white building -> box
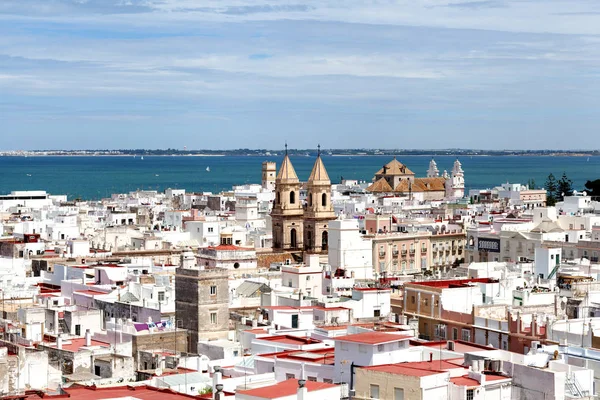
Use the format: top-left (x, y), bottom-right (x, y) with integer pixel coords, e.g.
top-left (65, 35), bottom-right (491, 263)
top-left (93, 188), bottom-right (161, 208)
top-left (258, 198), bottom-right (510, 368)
top-left (334, 331), bottom-right (418, 384)
top-left (328, 219), bottom-right (373, 280)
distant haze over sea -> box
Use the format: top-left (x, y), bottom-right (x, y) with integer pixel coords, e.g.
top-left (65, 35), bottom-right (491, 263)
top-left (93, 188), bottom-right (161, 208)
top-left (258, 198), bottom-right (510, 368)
top-left (1, 155), bottom-right (599, 200)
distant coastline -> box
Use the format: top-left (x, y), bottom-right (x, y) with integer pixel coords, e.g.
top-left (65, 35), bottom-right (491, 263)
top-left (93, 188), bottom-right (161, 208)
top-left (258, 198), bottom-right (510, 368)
top-left (0, 149), bottom-right (598, 157)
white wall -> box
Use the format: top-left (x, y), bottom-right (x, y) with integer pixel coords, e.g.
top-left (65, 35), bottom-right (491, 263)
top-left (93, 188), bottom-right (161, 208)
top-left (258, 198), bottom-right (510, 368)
top-left (328, 219), bottom-right (373, 280)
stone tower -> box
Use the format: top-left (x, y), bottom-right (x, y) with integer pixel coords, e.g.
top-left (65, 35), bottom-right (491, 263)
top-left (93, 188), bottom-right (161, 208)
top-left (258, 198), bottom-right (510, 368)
top-left (271, 146), bottom-right (304, 250)
top-left (303, 146), bottom-right (335, 253)
top-left (262, 161), bottom-right (277, 191)
top-left (175, 262), bottom-right (229, 353)
top-left (451, 159), bottom-right (465, 198)
top-left (427, 158), bottom-right (439, 178)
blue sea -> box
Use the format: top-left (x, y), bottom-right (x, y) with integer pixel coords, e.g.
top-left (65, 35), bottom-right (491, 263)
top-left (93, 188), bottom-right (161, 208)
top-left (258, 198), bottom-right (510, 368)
top-left (0, 155), bottom-right (599, 200)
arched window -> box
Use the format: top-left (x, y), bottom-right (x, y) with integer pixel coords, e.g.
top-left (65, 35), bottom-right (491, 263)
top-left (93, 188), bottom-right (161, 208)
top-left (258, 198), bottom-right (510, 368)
top-left (277, 192), bottom-right (281, 204)
top-left (290, 228), bottom-right (297, 248)
top-left (321, 193), bottom-right (327, 207)
top-left (290, 191), bottom-right (296, 204)
top-left (308, 193), bottom-right (312, 207)
top-left (322, 231), bottom-right (328, 251)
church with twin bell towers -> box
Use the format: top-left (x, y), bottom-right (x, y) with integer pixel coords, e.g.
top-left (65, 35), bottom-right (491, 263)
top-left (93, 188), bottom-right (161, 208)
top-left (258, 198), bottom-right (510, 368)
top-left (271, 145), bottom-right (335, 254)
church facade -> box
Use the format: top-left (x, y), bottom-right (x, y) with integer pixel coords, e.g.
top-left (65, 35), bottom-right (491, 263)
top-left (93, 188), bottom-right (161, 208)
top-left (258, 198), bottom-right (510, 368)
top-left (271, 149), bottom-right (336, 253)
top-left (366, 157), bottom-right (465, 201)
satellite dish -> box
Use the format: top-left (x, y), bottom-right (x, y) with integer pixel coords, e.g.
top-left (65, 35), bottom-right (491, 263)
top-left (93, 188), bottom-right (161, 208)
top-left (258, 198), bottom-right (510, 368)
top-left (155, 368), bottom-right (163, 376)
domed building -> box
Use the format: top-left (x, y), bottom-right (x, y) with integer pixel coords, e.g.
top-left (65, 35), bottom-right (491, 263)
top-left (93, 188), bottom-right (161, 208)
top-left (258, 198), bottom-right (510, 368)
top-left (366, 157), bottom-right (464, 201)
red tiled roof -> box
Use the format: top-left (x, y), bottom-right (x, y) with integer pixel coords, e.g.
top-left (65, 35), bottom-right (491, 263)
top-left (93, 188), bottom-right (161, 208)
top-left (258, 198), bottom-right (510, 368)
top-left (261, 347), bottom-right (337, 365)
top-left (362, 358), bottom-right (465, 376)
top-left (74, 290), bottom-right (110, 296)
top-left (47, 338), bottom-right (110, 352)
top-left (450, 375), bottom-right (480, 388)
top-left (26, 384), bottom-right (203, 399)
top-left (484, 373), bottom-right (511, 382)
top-left (237, 379), bottom-right (337, 399)
top-left (257, 335), bottom-right (321, 345)
top-left (245, 328), bottom-right (268, 334)
top-left (334, 332), bottom-right (411, 345)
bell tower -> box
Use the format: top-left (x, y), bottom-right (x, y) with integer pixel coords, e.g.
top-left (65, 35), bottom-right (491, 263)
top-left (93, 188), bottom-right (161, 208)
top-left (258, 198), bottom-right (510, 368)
top-left (271, 145), bottom-right (304, 251)
top-left (303, 145), bottom-right (335, 253)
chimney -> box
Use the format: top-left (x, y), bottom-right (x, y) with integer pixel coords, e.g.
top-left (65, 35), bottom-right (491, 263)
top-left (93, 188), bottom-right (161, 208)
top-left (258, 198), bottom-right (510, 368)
top-left (531, 314), bottom-right (538, 336)
top-left (85, 329), bottom-right (91, 346)
top-left (57, 335), bottom-right (63, 350)
top-left (297, 379), bottom-right (308, 400)
top-left (516, 311), bottom-right (522, 334)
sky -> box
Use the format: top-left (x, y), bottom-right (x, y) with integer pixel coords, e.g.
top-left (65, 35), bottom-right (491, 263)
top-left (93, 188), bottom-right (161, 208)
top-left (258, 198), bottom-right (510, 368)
top-left (1, 0), bottom-right (600, 150)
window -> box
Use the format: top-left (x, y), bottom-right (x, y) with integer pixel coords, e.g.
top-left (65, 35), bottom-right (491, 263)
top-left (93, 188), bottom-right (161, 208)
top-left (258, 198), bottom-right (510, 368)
top-left (75, 324), bottom-right (81, 336)
top-left (461, 328), bottom-right (471, 342)
top-left (374, 309), bottom-right (381, 317)
top-left (340, 342), bottom-right (348, 351)
top-left (322, 193), bottom-right (327, 207)
top-left (370, 384), bottom-right (380, 399)
top-left (307, 376), bottom-right (317, 382)
top-left (394, 388), bottom-right (405, 400)
top-left (208, 227), bottom-right (214, 233)
top-left (359, 344), bottom-right (367, 353)
top-left (286, 373), bottom-right (295, 380)
top-left (290, 191), bottom-right (296, 204)
top-left (234, 262), bottom-right (240, 269)
top-left (411, 296), bottom-right (415, 304)
top-left (377, 344), bottom-right (385, 352)
top-left (158, 291), bottom-right (165, 302)
top-left (210, 286), bottom-right (217, 296)
top-left (323, 378), bottom-right (333, 384)
top-left (453, 328), bottom-right (458, 340)
top-left (210, 312), bottom-right (217, 324)
top-left (466, 389), bottom-right (474, 400)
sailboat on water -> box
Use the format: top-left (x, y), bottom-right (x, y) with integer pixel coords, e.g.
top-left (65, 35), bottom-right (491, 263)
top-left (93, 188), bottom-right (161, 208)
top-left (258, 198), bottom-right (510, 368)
top-left (206, 166), bottom-right (210, 172)
top-left (141, 156), bottom-right (144, 160)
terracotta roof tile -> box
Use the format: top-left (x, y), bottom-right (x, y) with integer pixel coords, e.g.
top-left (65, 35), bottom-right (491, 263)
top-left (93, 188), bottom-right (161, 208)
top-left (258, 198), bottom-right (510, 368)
top-left (375, 158), bottom-right (415, 176)
top-left (237, 379), bottom-right (337, 399)
top-left (366, 177), bottom-right (393, 193)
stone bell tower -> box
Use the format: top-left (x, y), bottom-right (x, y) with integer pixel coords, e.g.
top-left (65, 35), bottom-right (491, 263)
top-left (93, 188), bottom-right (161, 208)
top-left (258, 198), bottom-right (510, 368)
top-left (271, 145), bottom-right (304, 251)
top-left (303, 145), bottom-right (335, 253)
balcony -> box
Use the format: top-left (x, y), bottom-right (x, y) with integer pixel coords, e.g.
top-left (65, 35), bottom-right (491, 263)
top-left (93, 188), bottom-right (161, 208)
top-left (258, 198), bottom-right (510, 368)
top-left (379, 251), bottom-right (386, 257)
top-left (392, 250), bottom-right (399, 257)
top-left (409, 249), bottom-right (415, 256)
top-left (401, 250), bottom-right (408, 256)
top-left (421, 248), bottom-right (427, 254)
